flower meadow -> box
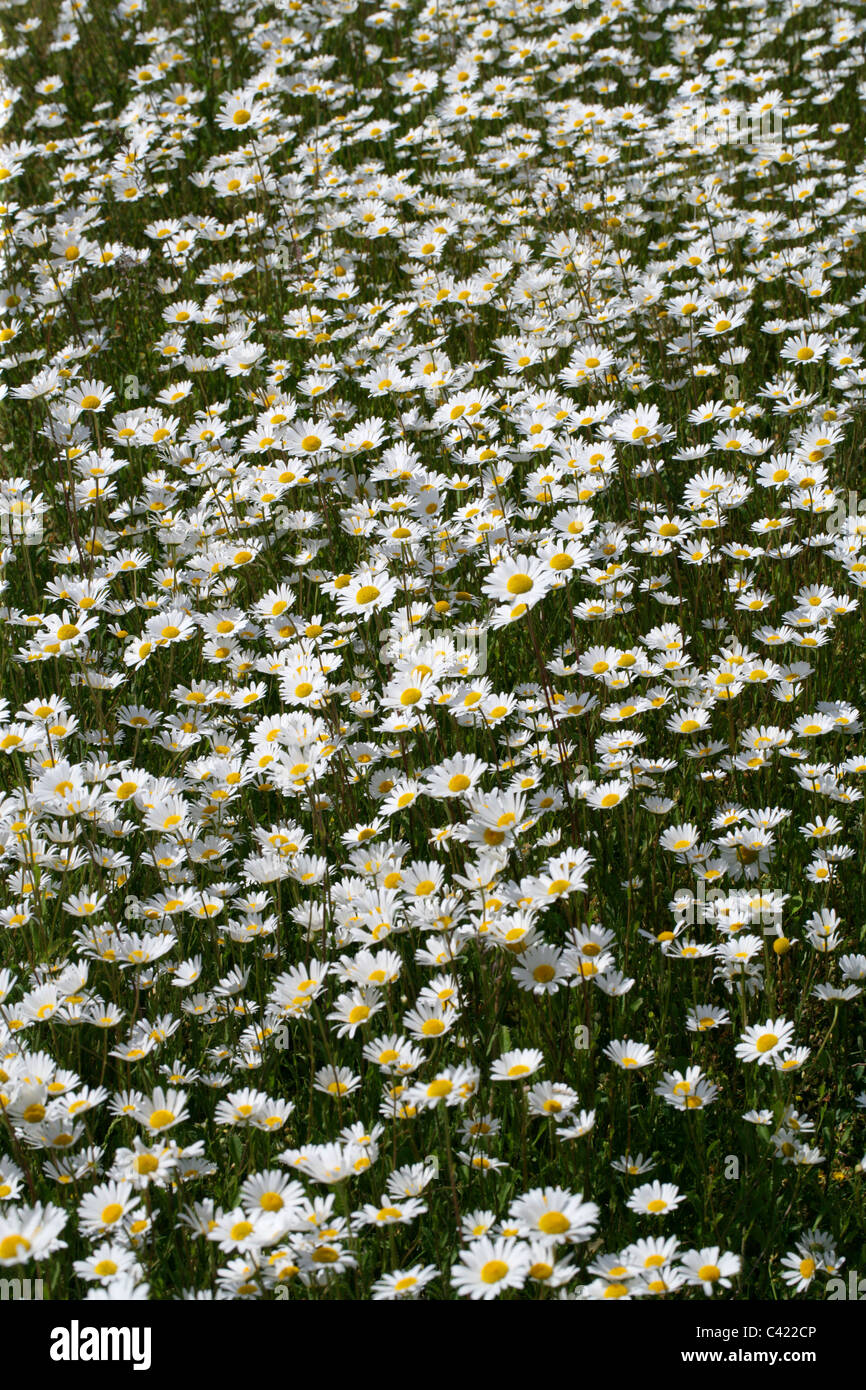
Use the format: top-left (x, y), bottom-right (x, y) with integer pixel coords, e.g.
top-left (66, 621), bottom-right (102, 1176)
top-left (0, 0), bottom-right (866, 1308)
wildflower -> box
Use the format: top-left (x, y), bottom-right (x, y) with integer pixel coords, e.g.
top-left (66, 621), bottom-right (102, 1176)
top-left (604, 1039), bottom-right (656, 1071)
top-left (490, 1049), bottom-right (545, 1082)
top-left (679, 1247), bottom-right (741, 1295)
top-left (735, 1018), bottom-right (796, 1065)
top-left (450, 1236), bottom-right (532, 1300)
top-left (626, 1182), bottom-right (686, 1217)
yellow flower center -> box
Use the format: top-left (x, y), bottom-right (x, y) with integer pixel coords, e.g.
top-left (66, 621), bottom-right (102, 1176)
top-left (538, 1211), bottom-right (569, 1235)
top-left (148, 1107), bottom-right (175, 1129)
top-left (0, 1234), bottom-right (30, 1259)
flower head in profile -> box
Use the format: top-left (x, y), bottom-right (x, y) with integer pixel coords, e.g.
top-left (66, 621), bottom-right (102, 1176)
top-left (490, 1048), bottom-right (545, 1082)
top-left (371, 1264), bottom-right (439, 1300)
top-left (626, 1181), bottom-right (686, 1218)
top-left (604, 1039), bottom-right (656, 1070)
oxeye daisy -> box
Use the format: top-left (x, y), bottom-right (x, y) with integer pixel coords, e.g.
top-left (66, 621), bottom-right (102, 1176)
top-left (0, 1201), bottom-right (68, 1265)
top-left (508, 1187), bottom-right (599, 1243)
top-left (735, 1017), bottom-right (795, 1064)
top-left (450, 1235), bottom-right (532, 1300)
top-left (382, 670), bottom-right (437, 715)
top-left (525, 1081), bottom-right (578, 1118)
top-left (512, 945), bottom-right (568, 994)
top-left (679, 1247), bottom-right (741, 1295)
top-left (73, 1242), bottom-right (141, 1284)
top-left (208, 1207), bottom-right (283, 1254)
top-left (371, 1263), bottom-right (439, 1300)
top-left (313, 1066), bottom-right (361, 1099)
top-left (656, 1069), bottom-right (719, 1111)
top-left (623, 1235), bottom-right (681, 1273)
top-left (424, 752), bottom-right (488, 799)
top-left (626, 1181), bottom-right (686, 1217)
top-left (685, 1005), bottom-right (730, 1033)
top-left (781, 332), bottom-right (828, 365)
top-left (482, 553), bottom-right (552, 610)
top-left (402, 1001), bottom-right (455, 1042)
top-left (585, 778), bottom-right (630, 811)
top-left (773, 1047), bottom-right (811, 1073)
top-left (215, 91), bottom-right (265, 131)
top-left (780, 1247), bottom-right (819, 1292)
top-left (77, 1182), bottom-right (143, 1238)
top-left (490, 1048), bottom-right (545, 1082)
top-left (333, 569), bottom-right (399, 618)
top-left (577, 1275), bottom-right (645, 1300)
top-left (604, 1039), bottom-right (656, 1070)
top-left (326, 988), bottom-right (385, 1039)
top-left (352, 1195), bottom-right (428, 1229)
top-left (556, 1110), bottom-right (597, 1140)
top-left (612, 1152), bottom-right (656, 1177)
top-left (67, 380), bottom-right (116, 415)
top-left (132, 1087), bottom-right (189, 1133)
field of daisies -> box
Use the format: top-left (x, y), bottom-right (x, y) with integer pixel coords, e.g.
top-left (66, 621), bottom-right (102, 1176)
top-left (0, 0), bottom-right (866, 1304)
